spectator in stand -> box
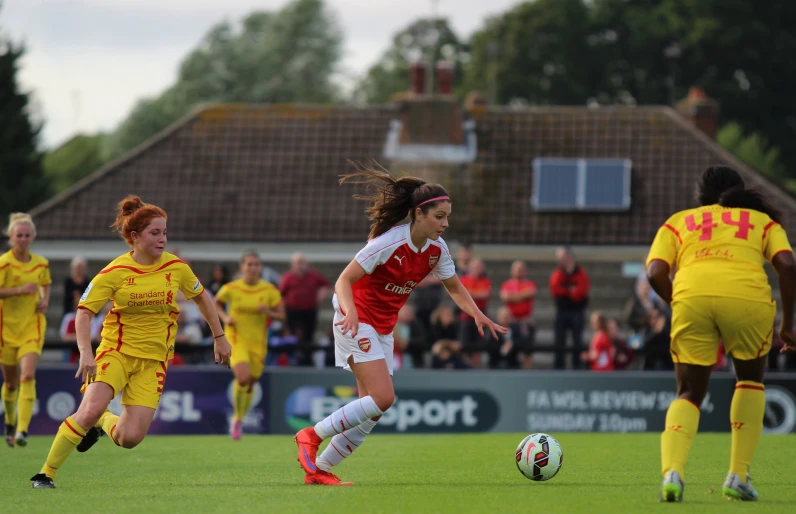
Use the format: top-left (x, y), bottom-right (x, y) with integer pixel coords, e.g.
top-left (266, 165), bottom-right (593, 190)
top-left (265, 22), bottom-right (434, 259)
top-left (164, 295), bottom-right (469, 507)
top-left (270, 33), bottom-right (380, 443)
top-left (487, 307), bottom-right (519, 369)
top-left (430, 304), bottom-right (459, 343)
top-left (607, 317), bottom-right (634, 370)
top-left (642, 307), bottom-right (674, 370)
top-left (207, 264), bottom-right (230, 296)
top-left (624, 276), bottom-right (657, 334)
top-left (582, 312), bottom-right (614, 372)
top-left (62, 256), bottom-right (90, 319)
top-left (500, 260), bottom-right (537, 369)
top-left (455, 242), bottom-right (473, 277)
top-left (431, 334), bottom-right (469, 370)
top-left (394, 304), bottom-right (429, 369)
top-left (549, 247), bottom-right (590, 370)
top-left (278, 252), bottom-right (330, 363)
top-left (411, 274), bottom-right (443, 337)
top-left (459, 258), bottom-right (492, 367)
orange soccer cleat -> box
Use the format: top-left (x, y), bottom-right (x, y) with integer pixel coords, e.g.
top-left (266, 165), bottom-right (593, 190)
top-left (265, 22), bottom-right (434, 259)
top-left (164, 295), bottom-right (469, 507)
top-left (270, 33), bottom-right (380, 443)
top-left (294, 427), bottom-right (322, 474)
top-left (304, 469), bottom-right (354, 486)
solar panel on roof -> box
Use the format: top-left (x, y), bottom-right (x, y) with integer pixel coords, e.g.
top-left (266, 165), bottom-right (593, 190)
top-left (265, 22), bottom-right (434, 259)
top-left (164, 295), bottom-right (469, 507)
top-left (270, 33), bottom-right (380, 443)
top-left (532, 158), bottom-right (631, 212)
top-left (531, 159), bottom-right (579, 210)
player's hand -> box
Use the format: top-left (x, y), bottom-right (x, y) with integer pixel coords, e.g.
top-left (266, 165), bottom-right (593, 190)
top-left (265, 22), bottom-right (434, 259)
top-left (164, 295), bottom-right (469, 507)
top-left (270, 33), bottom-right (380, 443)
top-left (18, 283), bottom-right (37, 295)
top-left (214, 335), bottom-right (232, 367)
top-left (474, 312), bottom-right (508, 340)
top-left (75, 350), bottom-right (97, 384)
top-left (335, 311), bottom-right (359, 338)
top-left (224, 316), bottom-right (236, 326)
top-left (779, 328), bottom-right (796, 353)
top-left (36, 298), bottom-right (48, 313)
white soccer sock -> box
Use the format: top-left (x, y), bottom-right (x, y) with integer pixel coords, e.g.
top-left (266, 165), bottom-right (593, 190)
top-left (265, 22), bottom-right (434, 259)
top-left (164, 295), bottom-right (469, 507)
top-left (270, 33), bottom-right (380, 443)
top-left (314, 395), bottom-right (383, 440)
top-left (317, 418), bottom-right (378, 472)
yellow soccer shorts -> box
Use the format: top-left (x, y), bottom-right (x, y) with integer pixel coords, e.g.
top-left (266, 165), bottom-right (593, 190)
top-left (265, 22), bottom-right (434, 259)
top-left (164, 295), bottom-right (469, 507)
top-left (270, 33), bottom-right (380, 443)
top-left (0, 324), bottom-right (46, 366)
top-left (230, 343), bottom-right (265, 379)
top-left (88, 347), bottom-right (168, 410)
top-left (670, 296), bottom-right (775, 366)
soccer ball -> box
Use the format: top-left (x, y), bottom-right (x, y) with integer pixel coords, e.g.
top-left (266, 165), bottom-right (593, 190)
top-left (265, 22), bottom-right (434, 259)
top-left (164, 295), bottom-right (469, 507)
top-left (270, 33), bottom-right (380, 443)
top-left (515, 433), bottom-right (563, 481)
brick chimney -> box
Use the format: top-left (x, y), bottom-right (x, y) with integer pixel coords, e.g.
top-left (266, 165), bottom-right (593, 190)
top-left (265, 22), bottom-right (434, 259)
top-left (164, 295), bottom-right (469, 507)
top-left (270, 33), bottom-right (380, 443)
top-left (676, 87), bottom-right (720, 139)
top-left (436, 61), bottom-right (454, 96)
top-left (409, 61), bottom-right (428, 96)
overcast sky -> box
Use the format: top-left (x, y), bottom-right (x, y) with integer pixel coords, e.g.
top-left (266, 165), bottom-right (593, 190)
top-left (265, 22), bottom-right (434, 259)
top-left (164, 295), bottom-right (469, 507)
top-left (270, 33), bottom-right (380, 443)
top-left (2, 0), bottom-right (523, 148)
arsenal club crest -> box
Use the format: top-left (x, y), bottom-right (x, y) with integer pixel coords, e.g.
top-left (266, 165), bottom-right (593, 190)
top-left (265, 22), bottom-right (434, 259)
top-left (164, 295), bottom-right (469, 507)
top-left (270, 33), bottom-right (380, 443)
top-left (429, 254), bottom-right (439, 268)
top-left (358, 338), bottom-right (371, 353)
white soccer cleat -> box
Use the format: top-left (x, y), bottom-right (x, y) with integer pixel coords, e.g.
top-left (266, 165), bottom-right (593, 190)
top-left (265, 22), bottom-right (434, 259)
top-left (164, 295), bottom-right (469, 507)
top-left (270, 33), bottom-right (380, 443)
top-left (659, 470), bottom-right (684, 502)
top-left (723, 472), bottom-right (758, 501)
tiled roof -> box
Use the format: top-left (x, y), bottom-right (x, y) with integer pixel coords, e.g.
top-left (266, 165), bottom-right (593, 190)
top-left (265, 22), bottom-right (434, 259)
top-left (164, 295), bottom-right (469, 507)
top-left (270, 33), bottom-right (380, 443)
top-left (31, 103), bottom-right (796, 244)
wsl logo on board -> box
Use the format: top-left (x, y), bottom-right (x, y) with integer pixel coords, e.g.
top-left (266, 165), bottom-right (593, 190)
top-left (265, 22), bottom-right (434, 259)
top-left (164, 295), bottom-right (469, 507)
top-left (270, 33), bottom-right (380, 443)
top-left (284, 386), bottom-right (499, 433)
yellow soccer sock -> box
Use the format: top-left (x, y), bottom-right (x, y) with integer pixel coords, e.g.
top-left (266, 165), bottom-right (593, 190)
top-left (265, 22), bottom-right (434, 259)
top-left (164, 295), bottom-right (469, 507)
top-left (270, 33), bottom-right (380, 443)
top-left (661, 398), bottom-right (701, 478)
top-left (16, 380), bottom-right (35, 433)
top-left (95, 408), bottom-right (110, 428)
top-left (233, 381), bottom-right (248, 421)
top-left (101, 412), bottom-right (121, 446)
top-left (240, 386), bottom-right (255, 420)
top-left (1, 383), bottom-right (18, 426)
top-left (41, 416), bottom-right (86, 480)
top-left (729, 381), bottom-right (765, 478)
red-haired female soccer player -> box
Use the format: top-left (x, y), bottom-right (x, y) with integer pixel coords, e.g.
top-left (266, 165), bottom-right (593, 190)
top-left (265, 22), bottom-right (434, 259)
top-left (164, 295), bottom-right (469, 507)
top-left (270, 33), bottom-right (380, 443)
top-left (31, 195), bottom-right (232, 488)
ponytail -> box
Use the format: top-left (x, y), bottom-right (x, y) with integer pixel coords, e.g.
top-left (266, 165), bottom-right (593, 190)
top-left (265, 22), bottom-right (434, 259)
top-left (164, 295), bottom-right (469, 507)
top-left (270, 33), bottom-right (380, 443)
top-left (340, 162), bottom-right (450, 240)
top-left (718, 185), bottom-right (782, 224)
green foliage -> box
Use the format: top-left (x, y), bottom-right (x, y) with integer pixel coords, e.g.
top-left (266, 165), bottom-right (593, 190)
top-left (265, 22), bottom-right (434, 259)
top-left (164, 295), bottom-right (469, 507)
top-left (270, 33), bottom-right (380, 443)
top-left (463, 0), bottom-right (593, 105)
top-left (717, 122), bottom-right (787, 184)
top-left (0, 33), bottom-right (49, 218)
top-left (42, 133), bottom-right (108, 195)
top-left (355, 18), bottom-right (468, 104)
top-left (104, 0), bottom-right (343, 160)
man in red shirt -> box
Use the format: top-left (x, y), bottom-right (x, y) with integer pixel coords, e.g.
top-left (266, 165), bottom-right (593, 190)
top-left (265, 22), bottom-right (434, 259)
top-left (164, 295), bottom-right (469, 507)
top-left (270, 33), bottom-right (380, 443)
top-left (549, 247), bottom-right (590, 370)
top-left (278, 252), bottom-right (330, 365)
top-left (459, 258), bottom-right (491, 367)
top-left (500, 260), bottom-right (537, 369)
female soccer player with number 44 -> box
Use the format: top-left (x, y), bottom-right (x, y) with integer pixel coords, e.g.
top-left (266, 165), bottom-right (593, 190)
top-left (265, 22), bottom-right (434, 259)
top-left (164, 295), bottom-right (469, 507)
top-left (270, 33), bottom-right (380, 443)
top-left (647, 166), bottom-right (796, 503)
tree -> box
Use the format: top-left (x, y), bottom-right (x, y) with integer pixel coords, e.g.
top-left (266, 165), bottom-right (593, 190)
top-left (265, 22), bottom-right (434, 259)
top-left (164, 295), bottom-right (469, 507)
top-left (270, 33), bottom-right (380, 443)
top-left (717, 122), bottom-right (785, 179)
top-left (0, 18), bottom-right (49, 219)
top-left (463, 0), bottom-right (594, 105)
top-left (43, 134), bottom-right (108, 195)
top-left (105, 0), bottom-right (343, 159)
top-left (588, 0), bottom-right (796, 175)
top-left (354, 18), bottom-right (468, 104)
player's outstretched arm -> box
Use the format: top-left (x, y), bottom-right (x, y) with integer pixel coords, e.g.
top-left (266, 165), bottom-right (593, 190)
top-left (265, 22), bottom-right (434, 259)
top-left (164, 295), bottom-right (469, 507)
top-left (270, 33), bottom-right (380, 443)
top-left (333, 260), bottom-right (366, 338)
top-left (441, 274), bottom-right (507, 340)
top-left (193, 290), bottom-right (232, 366)
top-left (773, 251), bottom-right (796, 352)
top-left (646, 260), bottom-right (673, 305)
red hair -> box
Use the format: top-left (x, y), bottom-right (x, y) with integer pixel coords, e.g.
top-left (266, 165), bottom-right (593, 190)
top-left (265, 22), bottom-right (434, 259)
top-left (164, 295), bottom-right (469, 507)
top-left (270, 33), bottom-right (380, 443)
top-left (110, 195), bottom-right (167, 246)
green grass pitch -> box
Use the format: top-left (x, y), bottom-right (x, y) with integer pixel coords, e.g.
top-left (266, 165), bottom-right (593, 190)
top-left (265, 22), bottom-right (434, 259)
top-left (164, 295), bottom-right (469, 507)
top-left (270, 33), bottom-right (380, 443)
top-left (3, 433), bottom-right (795, 513)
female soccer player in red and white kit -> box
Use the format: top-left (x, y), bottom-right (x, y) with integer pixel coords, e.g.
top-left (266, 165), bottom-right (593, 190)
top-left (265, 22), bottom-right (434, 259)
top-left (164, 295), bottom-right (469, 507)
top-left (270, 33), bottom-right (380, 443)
top-left (295, 166), bottom-right (507, 486)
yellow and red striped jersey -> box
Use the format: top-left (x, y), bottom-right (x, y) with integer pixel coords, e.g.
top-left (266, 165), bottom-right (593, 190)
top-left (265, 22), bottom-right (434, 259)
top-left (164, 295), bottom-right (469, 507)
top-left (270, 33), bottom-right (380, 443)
top-left (79, 251), bottom-right (204, 360)
top-left (0, 251), bottom-right (51, 346)
top-left (647, 206), bottom-right (792, 303)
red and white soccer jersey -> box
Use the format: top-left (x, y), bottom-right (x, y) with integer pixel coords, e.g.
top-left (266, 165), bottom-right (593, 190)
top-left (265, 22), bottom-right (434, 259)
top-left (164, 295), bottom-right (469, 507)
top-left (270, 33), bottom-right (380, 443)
top-left (332, 224), bottom-right (455, 375)
top-left (334, 223), bottom-right (455, 335)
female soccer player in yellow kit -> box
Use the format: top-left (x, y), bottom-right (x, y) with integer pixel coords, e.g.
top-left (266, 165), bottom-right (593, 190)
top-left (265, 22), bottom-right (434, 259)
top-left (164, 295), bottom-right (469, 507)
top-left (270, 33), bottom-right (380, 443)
top-left (215, 251), bottom-right (284, 440)
top-left (0, 213), bottom-right (52, 447)
top-left (647, 166), bottom-right (796, 502)
top-left (30, 196), bottom-right (232, 488)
